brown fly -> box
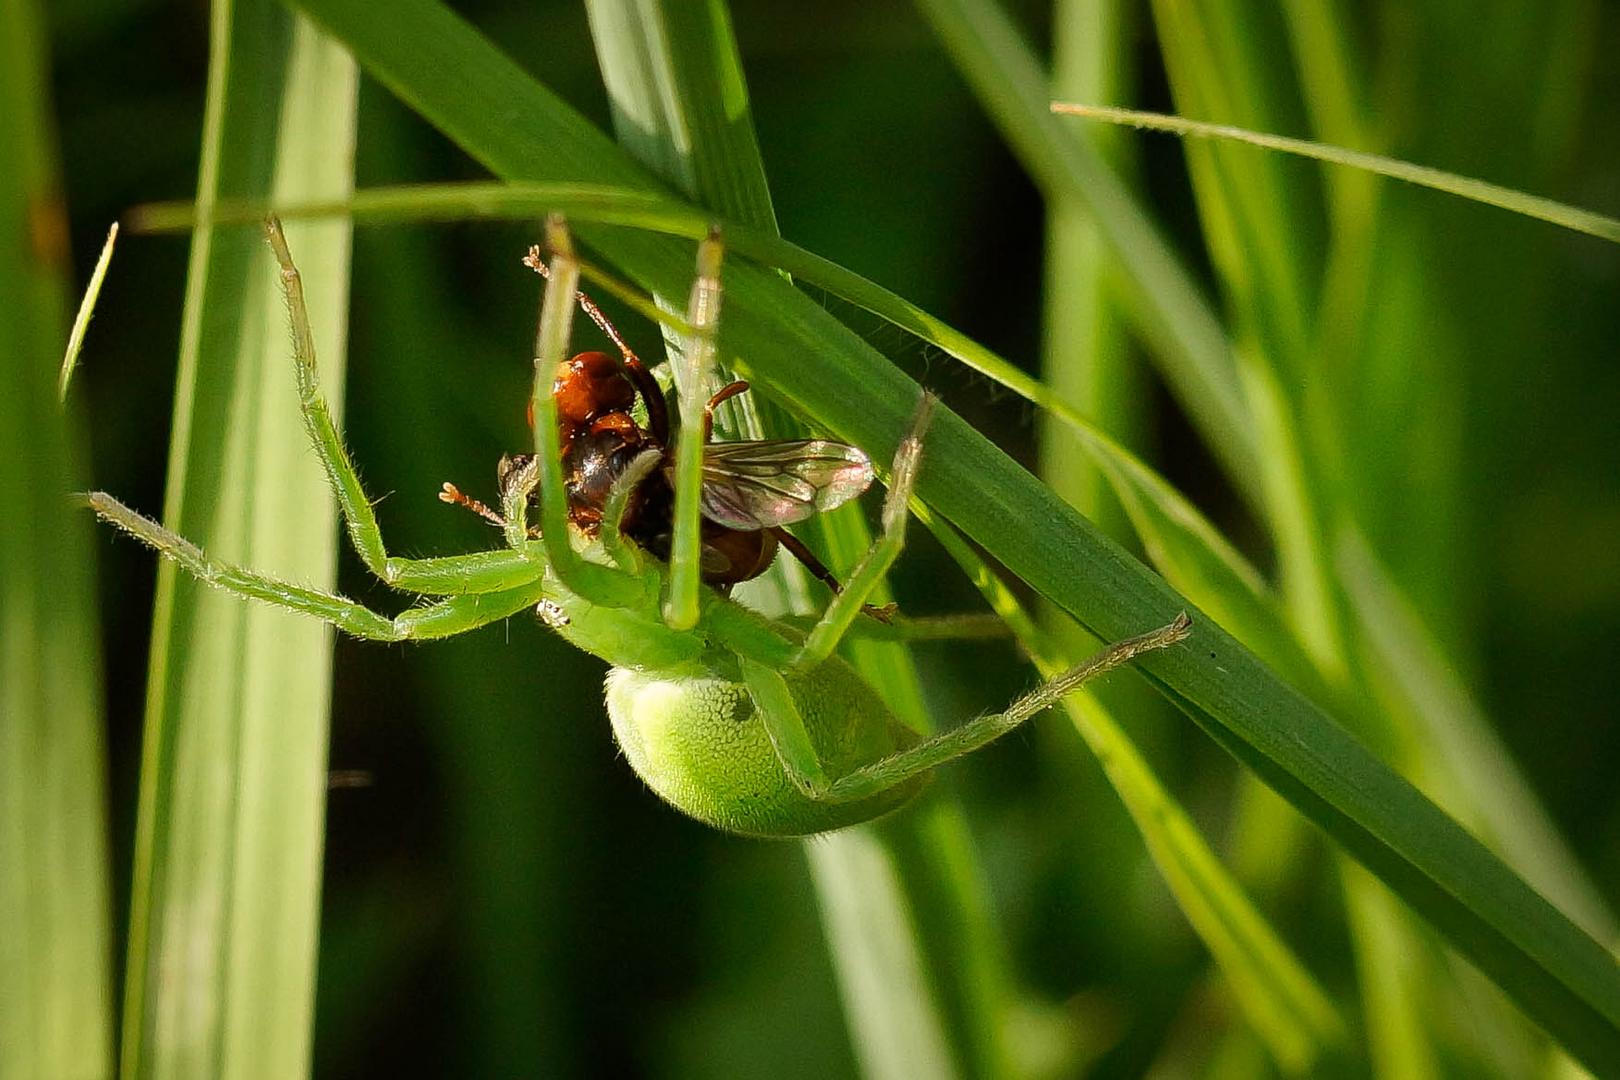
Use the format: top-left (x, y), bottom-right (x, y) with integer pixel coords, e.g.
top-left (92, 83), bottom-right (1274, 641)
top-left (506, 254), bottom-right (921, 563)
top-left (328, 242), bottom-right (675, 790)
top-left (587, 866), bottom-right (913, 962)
top-left (440, 248), bottom-right (879, 606)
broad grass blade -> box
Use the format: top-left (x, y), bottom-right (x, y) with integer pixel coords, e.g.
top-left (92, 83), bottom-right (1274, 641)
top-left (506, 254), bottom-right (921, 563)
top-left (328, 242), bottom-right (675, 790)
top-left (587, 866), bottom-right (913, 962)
top-left (119, 7), bottom-right (356, 1076)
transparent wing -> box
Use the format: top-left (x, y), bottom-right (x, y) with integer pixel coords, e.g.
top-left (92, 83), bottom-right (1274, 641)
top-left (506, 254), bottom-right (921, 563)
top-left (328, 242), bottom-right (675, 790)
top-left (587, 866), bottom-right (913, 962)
top-left (692, 439), bottom-right (875, 530)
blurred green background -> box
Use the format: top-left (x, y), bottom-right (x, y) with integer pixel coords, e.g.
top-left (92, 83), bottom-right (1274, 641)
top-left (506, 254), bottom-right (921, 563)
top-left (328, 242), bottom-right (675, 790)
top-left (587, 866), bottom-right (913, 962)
top-left (17, 0), bottom-right (1620, 1076)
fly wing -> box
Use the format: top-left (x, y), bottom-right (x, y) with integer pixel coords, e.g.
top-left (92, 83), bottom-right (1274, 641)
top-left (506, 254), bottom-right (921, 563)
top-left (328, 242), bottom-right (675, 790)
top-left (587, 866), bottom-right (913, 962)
top-left (693, 439), bottom-right (875, 530)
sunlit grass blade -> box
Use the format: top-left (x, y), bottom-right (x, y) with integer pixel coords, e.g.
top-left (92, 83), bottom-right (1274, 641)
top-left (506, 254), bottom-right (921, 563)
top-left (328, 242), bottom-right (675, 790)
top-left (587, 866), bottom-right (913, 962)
top-left (921, 509), bottom-right (1344, 1072)
top-left (159, 185), bottom-right (1322, 697)
top-left (585, 5), bottom-right (1016, 1074)
top-left (1049, 104), bottom-right (1620, 245)
top-left (0, 0), bottom-right (114, 1076)
top-left (274, 0), bottom-right (1620, 1069)
top-left (911, 0), bottom-right (1258, 508)
top-left (58, 221), bottom-right (117, 401)
top-left (118, 6), bottom-right (356, 1076)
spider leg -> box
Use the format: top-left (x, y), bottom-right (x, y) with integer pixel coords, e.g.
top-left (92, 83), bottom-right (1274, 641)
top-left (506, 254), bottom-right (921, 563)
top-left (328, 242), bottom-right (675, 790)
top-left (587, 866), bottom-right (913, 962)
top-left (85, 492), bottom-right (547, 640)
top-left (663, 228), bottom-right (724, 631)
top-left (790, 392), bottom-right (936, 670)
top-left (770, 527), bottom-right (898, 624)
top-left (525, 219), bottom-right (646, 610)
top-left (264, 218), bottom-right (524, 597)
top-left (599, 448), bottom-right (663, 572)
top-left (525, 244), bottom-right (668, 443)
top-left (746, 614), bottom-right (1192, 804)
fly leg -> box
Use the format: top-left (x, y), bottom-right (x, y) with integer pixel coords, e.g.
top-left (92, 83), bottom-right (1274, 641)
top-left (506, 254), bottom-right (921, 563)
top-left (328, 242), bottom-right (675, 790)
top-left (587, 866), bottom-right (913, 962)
top-left (770, 527), bottom-right (897, 624)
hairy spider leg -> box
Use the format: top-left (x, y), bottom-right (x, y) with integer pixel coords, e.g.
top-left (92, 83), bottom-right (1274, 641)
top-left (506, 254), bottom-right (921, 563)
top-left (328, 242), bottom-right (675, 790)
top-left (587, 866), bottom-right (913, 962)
top-left (743, 612), bottom-right (1193, 804)
top-left (663, 227), bottom-right (724, 631)
top-left (525, 244), bottom-right (668, 443)
top-left (258, 218), bottom-right (535, 597)
top-left (786, 393), bottom-right (937, 670)
top-left (85, 492), bottom-right (547, 640)
top-left (527, 219), bottom-right (649, 611)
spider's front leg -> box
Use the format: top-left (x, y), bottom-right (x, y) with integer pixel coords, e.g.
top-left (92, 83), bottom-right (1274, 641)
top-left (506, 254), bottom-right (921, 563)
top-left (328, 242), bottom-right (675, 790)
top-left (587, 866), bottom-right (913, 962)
top-left (263, 218), bottom-right (531, 598)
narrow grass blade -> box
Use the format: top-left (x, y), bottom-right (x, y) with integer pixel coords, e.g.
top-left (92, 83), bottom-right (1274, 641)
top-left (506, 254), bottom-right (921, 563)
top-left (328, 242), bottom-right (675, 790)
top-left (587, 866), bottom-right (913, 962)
top-left (0, 0), bottom-right (114, 1076)
top-left (1141, 7), bottom-right (1442, 1072)
top-left (1049, 104), bottom-right (1620, 245)
top-left (273, 1), bottom-right (1620, 1069)
top-left (58, 221), bottom-right (117, 401)
top-left (119, 6), bottom-right (356, 1076)
top-left (142, 178), bottom-right (1620, 981)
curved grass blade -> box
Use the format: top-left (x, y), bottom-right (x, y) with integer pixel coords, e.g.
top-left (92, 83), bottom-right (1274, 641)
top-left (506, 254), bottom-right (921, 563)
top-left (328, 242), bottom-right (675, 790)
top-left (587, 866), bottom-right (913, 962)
top-left (270, 1), bottom-right (1620, 1069)
top-left (0, 0), bottom-right (114, 1075)
top-left (118, 7), bottom-right (356, 1076)
top-left (133, 180), bottom-right (1208, 514)
top-left (1050, 104), bottom-right (1620, 245)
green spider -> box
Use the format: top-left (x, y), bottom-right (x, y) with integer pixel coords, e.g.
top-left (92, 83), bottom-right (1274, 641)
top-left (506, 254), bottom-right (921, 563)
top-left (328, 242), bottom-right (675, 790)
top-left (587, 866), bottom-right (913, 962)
top-left (86, 216), bottom-right (1191, 838)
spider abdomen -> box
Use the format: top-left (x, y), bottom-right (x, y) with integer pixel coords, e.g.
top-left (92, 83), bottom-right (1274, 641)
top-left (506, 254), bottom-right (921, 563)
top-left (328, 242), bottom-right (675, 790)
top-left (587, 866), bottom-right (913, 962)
top-left (604, 658), bottom-right (928, 837)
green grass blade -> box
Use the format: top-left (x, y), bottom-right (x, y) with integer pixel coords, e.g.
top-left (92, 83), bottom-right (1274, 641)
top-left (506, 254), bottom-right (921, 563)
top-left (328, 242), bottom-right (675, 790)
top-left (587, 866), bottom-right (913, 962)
top-left (0, 0), bottom-right (114, 1076)
top-left (921, 510), bottom-right (1344, 1072)
top-left (119, 6), bottom-right (356, 1076)
top-left (585, 0), bottom-right (777, 229)
top-left (58, 221), bottom-right (117, 401)
top-left (1049, 104), bottom-right (1620, 245)
top-left (164, 184), bottom-right (1325, 719)
top-left (138, 178), bottom-right (1620, 1027)
top-left (271, 0), bottom-right (1620, 1069)
top-left (586, 6), bottom-right (1014, 1074)
top-left (912, 0), bottom-right (1259, 509)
